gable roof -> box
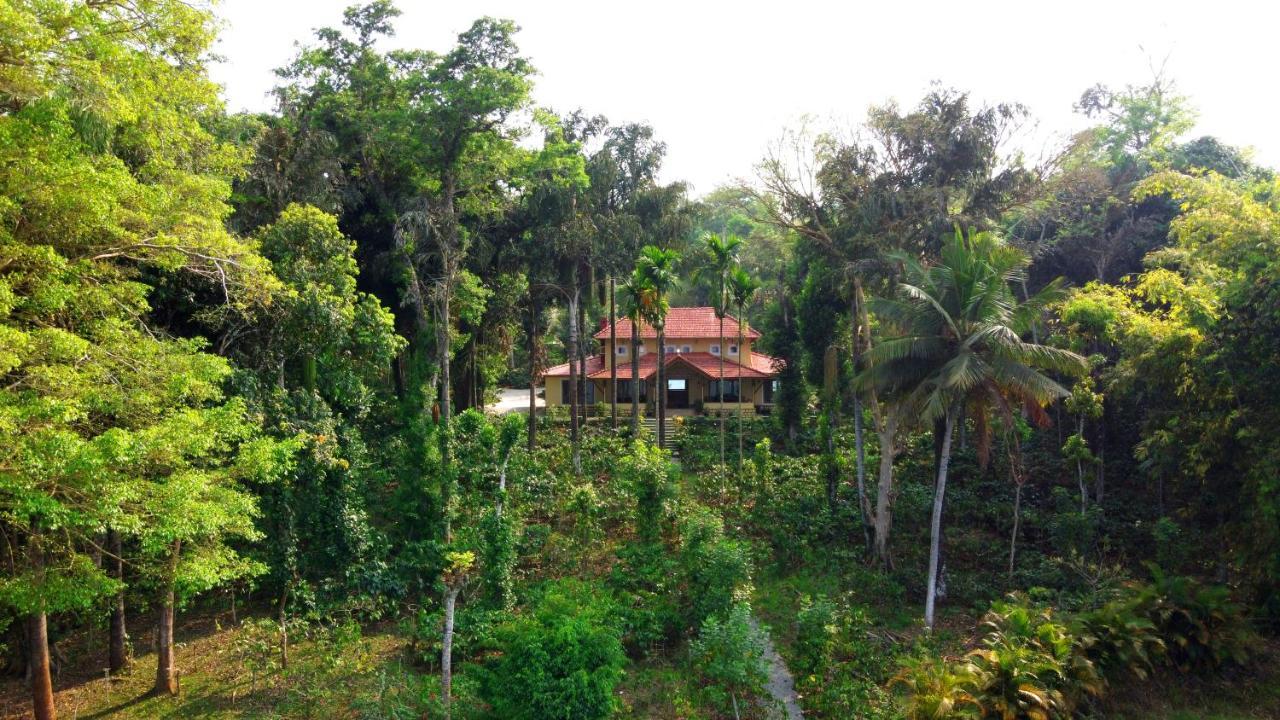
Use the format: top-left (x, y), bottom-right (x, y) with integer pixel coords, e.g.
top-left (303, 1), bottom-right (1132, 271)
top-left (594, 306), bottom-right (762, 341)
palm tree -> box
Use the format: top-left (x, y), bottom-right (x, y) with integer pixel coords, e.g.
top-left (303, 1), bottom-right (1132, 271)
top-left (858, 228), bottom-right (1085, 630)
top-left (696, 232), bottom-right (743, 469)
top-left (619, 273), bottom-right (649, 437)
top-left (636, 245), bottom-right (680, 448)
top-left (727, 267), bottom-right (760, 471)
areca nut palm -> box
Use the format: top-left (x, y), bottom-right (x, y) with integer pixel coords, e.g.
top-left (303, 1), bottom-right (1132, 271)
top-left (727, 266), bottom-right (761, 471)
top-left (696, 232), bottom-right (743, 469)
top-left (636, 245), bottom-right (681, 448)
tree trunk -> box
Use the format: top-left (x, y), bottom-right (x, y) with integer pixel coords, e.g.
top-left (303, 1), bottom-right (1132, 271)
top-left (577, 287), bottom-right (589, 426)
top-left (527, 300), bottom-right (539, 452)
top-left (107, 529), bottom-right (128, 675)
top-left (277, 584), bottom-right (290, 670)
top-left (924, 409), bottom-right (956, 630)
top-left (441, 584), bottom-right (461, 717)
top-left (873, 411), bottom-right (898, 568)
top-left (567, 289), bottom-right (582, 475)
top-left (1077, 415), bottom-right (1088, 514)
top-left (657, 326), bottom-right (666, 449)
top-left (719, 312), bottom-right (726, 469)
top-left (609, 278), bottom-right (618, 429)
top-left (155, 540), bottom-right (181, 696)
top-left (27, 533), bottom-right (56, 720)
top-left (851, 292), bottom-right (872, 554)
top-left (630, 321), bottom-right (640, 437)
top-left (1009, 482), bottom-right (1024, 579)
top-left (737, 315), bottom-right (746, 473)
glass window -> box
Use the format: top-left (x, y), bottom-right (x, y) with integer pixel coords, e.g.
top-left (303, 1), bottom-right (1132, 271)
top-left (728, 345), bottom-right (739, 355)
top-left (682, 345), bottom-right (692, 353)
top-left (668, 378), bottom-right (687, 391)
top-left (710, 344), bottom-right (721, 355)
top-left (709, 380), bottom-right (740, 402)
top-left (616, 345), bottom-right (628, 355)
top-left (665, 345), bottom-right (677, 353)
top-left (638, 345), bottom-right (647, 355)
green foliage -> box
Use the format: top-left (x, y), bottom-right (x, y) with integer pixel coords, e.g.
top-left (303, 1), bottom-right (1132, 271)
top-left (689, 603), bottom-right (770, 719)
top-left (679, 507), bottom-right (754, 629)
top-left (479, 580), bottom-right (626, 720)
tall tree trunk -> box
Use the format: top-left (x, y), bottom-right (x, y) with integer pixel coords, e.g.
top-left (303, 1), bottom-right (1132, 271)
top-left (155, 540), bottom-right (181, 696)
top-left (609, 277), bottom-right (618, 430)
top-left (577, 287), bottom-right (588, 426)
top-left (657, 326), bottom-right (666, 449)
top-left (718, 312), bottom-right (726, 469)
top-left (1077, 415), bottom-right (1088, 514)
top-left (567, 289), bottom-right (582, 475)
top-left (737, 315), bottom-right (745, 473)
top-left (107, 529), bottom-right (128, 675)
top-left (630, 321), bottom-right (640, 437)
top-left (873, 410), bottom-right (898, 568)
top-left (277, 584), bottom-right (290, 670)
top-left (441, 583), bottom-right (461, 718)
top-left (924, 409), bottom-right (956, 630)
top-left (1007, 433), bottom-right (1026, 579)
top-left (527, 300), bottom-right (539, 452)
top-left (27, 533), bottom-right (56, 720)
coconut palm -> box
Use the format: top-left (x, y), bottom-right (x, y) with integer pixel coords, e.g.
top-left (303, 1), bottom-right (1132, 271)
top-left (858, 227), bottom-right (1085, 630)
top-left (695, 232), bottom-right (743, 469)
top-left (727, 267), bottom-right (761, 471)
top-left (636, 245), bottom-right (680, 448)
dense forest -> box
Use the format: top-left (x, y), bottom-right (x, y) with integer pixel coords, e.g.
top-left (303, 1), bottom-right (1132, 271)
top-left (2, 2), bottom-right (1279, 719)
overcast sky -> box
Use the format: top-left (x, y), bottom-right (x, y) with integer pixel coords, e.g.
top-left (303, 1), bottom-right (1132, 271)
top-left (209, 0), bottom-right (1279, 195)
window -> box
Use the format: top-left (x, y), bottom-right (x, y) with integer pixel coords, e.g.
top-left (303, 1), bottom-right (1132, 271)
top-left (709, 379), bottom-right (740, 402)
top-left (667, 378), bottom-right (687, 391)
top-left (638, 345), bottom-right (647, 355)
top-left (681, 345), bottom-right (692, 353)
top-left (763, 379), bottom-right (778, 403)
top-left (728, 345), bottom-right (739, 355)
top-left (559, 379), bottom-right (596, 404)
top-left (617, 379), bottom-right (648, 402)
top-left (710, 344), bottom-right (721, 355)
top-left (665, 345), bottom-right (677, 353)
top-left (616, 345), bottom-right (628, 356)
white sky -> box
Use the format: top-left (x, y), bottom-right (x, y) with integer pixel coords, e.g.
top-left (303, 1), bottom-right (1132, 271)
top-left (210, 0), bottom-right (1280, 196)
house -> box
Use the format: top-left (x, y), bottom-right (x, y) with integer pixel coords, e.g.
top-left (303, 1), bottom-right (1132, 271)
top-left (540, 307), bottom-right (781, 416)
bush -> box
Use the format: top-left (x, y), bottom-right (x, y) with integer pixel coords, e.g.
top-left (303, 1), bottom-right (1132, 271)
top-left (478, 580), bottom-right (625, 720)
top-left (609, 541), bottom-right (682, 655)
top-left (1134, 565), bottom-right (1255, 671)
top-left (679, 507), bottom-right (753, 629)
top-left (690, 603), bottom-right (771, 719)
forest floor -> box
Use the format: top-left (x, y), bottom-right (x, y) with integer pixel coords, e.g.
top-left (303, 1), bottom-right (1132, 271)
top-left (2, 601), bottom-right (1277, 719)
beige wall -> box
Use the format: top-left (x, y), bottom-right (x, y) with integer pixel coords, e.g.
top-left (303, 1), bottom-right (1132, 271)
top-left (601, 337), bottom-right (755, 364)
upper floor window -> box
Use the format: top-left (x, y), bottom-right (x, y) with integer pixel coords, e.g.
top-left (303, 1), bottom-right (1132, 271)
top-left (665, 345), bottom-right (677, 353)
top-left (728, 345), bottom-right (739, 355)
top-left (681, 345), bottom-right (692, 353)
top-left (710, 344), bottom-right (721, 355)
top-left (616, 345), bottom-right (628, 356)
top-left (638, 345), bottom-right (647, 355)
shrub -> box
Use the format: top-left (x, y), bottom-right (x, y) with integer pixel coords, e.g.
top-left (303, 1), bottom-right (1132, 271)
top-left (609, 541), bottom-right (682, 655)
top-left (690, 603), bottom-right (771, 719)
top-left (679, 507), bottom-right (753, 629)
top-left (479, 580), bottom-right (626, 720)
top-left (794, 594), bottom-right (838, 676)
top-left (1134, 565), bottom-right (1255, 671)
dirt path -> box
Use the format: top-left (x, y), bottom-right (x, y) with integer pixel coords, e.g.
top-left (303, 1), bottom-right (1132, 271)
top-left (748, 614), bottom-right (804, 720)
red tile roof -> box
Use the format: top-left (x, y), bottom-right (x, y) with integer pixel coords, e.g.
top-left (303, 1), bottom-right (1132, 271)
top-left (542, 351), bottom-right (781, 380)
top-left (593, 306), bottom-right (761, 341)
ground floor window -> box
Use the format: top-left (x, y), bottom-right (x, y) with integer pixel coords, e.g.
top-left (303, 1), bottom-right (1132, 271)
top-left (763, 379), bottom-right (777, 403)
top-left (708, 379), bottom-right (740, 402)
top-left (616, 379), bottom-right (648, 402)
top-left (560, 379), bottom-right (596, 404)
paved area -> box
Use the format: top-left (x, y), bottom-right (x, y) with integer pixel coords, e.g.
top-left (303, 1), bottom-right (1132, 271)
top-left (489, 387), bottom-right (542, 414)
top-left (749, 614), bottom-right (804, 719)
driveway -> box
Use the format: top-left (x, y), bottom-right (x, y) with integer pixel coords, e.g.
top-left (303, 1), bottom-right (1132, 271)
top-left (489, 387), bottom-right (542, 414)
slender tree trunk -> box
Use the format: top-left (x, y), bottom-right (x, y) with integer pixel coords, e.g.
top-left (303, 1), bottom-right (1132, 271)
top-left (737, 316), bottom-right (745, 473)
top-left (873, 411), bottom-right (898, 568)
top-left (155, 540), bottom-right (181, 696)
top-left (107, 529), bottom-right (128, 674)
top-left (527, 300), bottom-right (539, 452)
top-left (441, 584), bottom-right (461, 718)
top-left (925, 409), bottom-right (956, 630)
top-left (1007, 433), bottom-right (1025, 579)
top-left (577, 287), bottom-right (588, 425)
top-left (609, 277), bottom-right (618, 430)
top-left (657, 326), bottom-right (666, 449)
top-left (568, 289), bottom-right (582, 475)
top-left (277, 584), bottom-right (290, 670)
top-left (1077, 415), bottom-right (1088, 514)
top-left (718, 311), bottom-right (726, 469)
top-left (630, 321), bottom-right (640, 437)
